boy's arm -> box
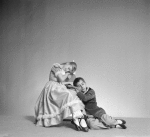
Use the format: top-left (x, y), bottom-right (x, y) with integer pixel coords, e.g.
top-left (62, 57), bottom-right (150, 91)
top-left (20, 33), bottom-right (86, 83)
top-left (77, 89), bottom-right (95, 102)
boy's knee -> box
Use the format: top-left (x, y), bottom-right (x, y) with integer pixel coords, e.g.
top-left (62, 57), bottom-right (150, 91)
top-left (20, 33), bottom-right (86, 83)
top-left (101, 114), bottom-right (118, 126)
top-left (87, 117), bottom-right (109, 130)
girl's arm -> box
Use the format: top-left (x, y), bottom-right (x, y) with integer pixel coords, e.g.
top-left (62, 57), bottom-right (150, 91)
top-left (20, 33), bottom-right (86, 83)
top-left (56, 72), bottom-right (71, 82)
top-left (62, 81), bottom-right (73, 85)
top-left (64, 83), bottom-right (80, 93)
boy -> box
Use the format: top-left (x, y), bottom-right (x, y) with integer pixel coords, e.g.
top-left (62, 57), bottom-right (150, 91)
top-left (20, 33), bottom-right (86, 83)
top-left (73, 77), bottom-right (127, 129)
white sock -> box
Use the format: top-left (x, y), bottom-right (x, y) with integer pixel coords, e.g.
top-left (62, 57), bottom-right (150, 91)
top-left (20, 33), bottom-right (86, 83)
top-left (116, 125), bottom-right (121, 128)
top-left (80, 119), bottom-right (87, 127)
top-left (117, 119), bottom-right (123, 124)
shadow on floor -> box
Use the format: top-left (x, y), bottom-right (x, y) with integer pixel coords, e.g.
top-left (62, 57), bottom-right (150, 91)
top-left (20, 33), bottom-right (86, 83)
top-left (24, 115), bottom-right (35, 123)
top-left (23, 115), bottom-right (75, 130)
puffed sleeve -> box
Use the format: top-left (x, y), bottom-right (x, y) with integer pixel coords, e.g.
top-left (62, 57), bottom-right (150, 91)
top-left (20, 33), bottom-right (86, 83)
top-left (51, 63), bottom-right (65, 77)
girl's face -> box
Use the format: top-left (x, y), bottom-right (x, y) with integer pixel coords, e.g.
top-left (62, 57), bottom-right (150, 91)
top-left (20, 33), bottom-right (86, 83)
top-left (76, 80), bottom-right (87, 93)
top-left (63, 64), bottom-right (72, 73)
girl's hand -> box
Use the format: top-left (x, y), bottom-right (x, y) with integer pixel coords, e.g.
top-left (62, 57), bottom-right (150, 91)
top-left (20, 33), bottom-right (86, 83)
top-left (65, 71), bottom-right (71, 74)
top-left (65, 84), bottom-right (73, 89)
top-left (65, 71), bottom-right (72, 78)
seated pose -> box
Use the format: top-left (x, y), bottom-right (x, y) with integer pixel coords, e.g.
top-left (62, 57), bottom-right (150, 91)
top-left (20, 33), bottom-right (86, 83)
top-left (34, 62), bottom-right (89, 132)
top-left (73, 77), bottom-right (127, 129)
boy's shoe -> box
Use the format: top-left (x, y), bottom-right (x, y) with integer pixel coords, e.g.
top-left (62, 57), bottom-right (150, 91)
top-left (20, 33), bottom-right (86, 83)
top-left (116, 124), bottom-right (127, 129)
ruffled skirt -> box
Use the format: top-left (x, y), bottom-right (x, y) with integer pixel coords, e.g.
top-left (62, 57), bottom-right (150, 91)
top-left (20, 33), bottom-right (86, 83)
top-left (35, 81), bottom-right (85, 127)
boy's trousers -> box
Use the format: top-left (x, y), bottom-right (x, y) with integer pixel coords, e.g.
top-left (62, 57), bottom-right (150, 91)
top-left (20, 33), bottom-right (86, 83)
top-left (93, 108), bottom-right (118, 127)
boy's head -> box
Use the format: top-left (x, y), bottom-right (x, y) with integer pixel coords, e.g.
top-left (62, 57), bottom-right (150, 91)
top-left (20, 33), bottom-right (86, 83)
top-left (73, 77), bottom-right (87, 93)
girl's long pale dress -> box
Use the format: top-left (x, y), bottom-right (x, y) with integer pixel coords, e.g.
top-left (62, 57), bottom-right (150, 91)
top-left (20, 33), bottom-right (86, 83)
top-left (34, 63), bottom-right (84, 127)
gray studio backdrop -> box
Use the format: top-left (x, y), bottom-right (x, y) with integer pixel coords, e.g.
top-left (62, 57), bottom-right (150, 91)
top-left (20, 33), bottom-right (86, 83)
top-left (0, 0), bottom-right (150, 118)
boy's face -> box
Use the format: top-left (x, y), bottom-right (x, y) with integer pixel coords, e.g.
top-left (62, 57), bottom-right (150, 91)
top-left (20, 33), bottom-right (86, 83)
top-left (76, 80), bottom-right (87, 93)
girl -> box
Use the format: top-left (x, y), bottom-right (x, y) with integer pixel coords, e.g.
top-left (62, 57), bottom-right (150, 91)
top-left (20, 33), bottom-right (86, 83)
top-left (34, 61), bottom-right (89, 132)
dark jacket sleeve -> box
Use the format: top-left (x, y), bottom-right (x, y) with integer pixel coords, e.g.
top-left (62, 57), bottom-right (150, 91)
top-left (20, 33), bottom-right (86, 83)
top-left (77, 89), bottom-right (95, 102)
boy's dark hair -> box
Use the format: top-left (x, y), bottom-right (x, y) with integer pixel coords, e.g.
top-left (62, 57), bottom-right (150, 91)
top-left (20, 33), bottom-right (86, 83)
top-left (73, 77), bottom-right (85, 87)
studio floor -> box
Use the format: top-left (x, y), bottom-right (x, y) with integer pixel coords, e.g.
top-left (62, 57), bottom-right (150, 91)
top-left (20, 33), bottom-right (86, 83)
top-left (0, 115), bottom-right (150, 137)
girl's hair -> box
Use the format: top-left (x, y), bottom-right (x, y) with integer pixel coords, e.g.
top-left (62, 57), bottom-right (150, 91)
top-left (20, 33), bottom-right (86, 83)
top-left (73, 77), bottom-right (85, 87)
top-left (69, 62), bottom-right (77, 74)
top-left (61, 61), bottom-right (77, 74)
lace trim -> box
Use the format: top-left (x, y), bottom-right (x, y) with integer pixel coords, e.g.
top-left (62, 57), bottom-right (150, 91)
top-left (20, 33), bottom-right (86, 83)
top-left (36, 100), bottom-right (84, 120)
